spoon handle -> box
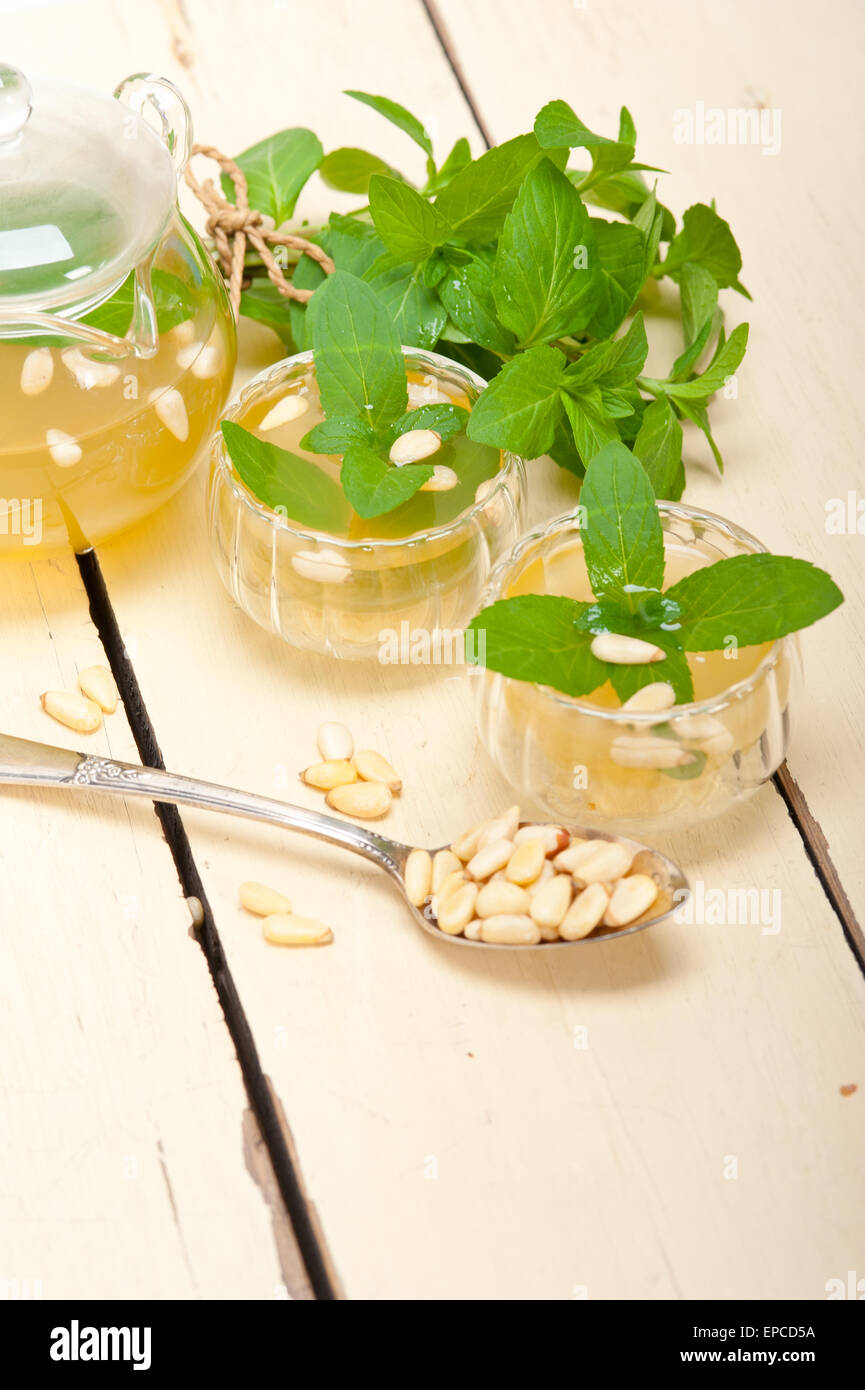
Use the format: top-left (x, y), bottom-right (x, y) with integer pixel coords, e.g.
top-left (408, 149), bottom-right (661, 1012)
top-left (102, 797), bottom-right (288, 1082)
top-left (0, 731), bottom-right (408, 878)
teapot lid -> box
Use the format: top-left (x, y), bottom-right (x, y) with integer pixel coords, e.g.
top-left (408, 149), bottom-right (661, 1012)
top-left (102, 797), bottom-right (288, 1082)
top-left (0, 65), bottom-right (181, 319)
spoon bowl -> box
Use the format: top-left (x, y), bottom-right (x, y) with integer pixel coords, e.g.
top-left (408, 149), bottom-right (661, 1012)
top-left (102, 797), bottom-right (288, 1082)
top-left (0, 732), bottom-right (689, 948)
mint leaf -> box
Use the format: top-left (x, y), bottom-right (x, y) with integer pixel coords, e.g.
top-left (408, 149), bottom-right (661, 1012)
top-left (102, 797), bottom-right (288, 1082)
top-left (434, 134), bottom-right (560, 242)
top-left (221, 421), bottom-right (352, 532)
top-left (666, 554), bottom-right (844, 650)
top-left (661, 203), bottom-right (750, 297)
top-left (467, 595), bottom-right (608, 696)
top-left (84, 269), bottom-right (196, 338)
top-left (368, 176), bottom-right (450, 262)
top-left (467, 344), bottom-right (568, 456)
top-left (340, 445), bottom-right (432, 518)
top-left (579, 442), bottom-right (665, 602)
top-left (344, 90), bottom-right (433, 158)
top-left (320, 147), bottom-right (400, 194)
top-left (301, 418), bottom-right (374, 454)
top-left (561, 391), bottom-right (619, 464)
top-left (677, 262), bottom-right (718, 348)
top-left (632, 185), bottom-right (664, 281)
top-left (428, 137), bottom-right (472, 191)
top-left (669, 315), bottom-right (714, 382)
top-left (363, 255), bottom-right (446, 350)
top-left (439, 261), bottom-right (517, 356)
top-left (564, 312), bottom-right (648, 389)
top-left (389, 402), bottom-right (468, 443)
top-left (633, 396), bottom-right (684, 499)
top-left (569, 168), bottom-right (676, 241)
top-left (327, 215), bottom-right (387, 277)
top-left (288, 248), bottom-right (326, 350)
top-left (223, 129), bottom-right (323, 224)
top-left (584, 219), bottom-right (646, 337)
top-left (675, 397), bottom-right (725, 472)
top-left (658, 322), bottom-right (748, 402)
top-left (535, 99), bottom-right (626, 154)
top-left (308, 271), bottom-right (407, 431)
top-left (492, 159), bottom-right (599, 345)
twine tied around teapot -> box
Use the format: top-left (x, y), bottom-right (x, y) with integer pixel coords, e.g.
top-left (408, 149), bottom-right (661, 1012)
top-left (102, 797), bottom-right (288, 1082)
top-left (183, 144), bottom-right (335, 318)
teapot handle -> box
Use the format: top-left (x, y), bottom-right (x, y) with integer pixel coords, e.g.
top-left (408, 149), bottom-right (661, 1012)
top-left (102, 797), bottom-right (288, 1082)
top-left (113, 73), bottom-right (192, 177)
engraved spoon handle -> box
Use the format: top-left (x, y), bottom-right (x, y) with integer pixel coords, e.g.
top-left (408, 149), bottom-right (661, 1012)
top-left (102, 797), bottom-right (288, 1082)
top-left (0, 732), bottom-right (409, 879)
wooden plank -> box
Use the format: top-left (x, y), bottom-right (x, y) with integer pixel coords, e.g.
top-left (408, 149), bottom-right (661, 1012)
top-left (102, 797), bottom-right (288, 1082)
top-left (0, 552), bottom-right (287, 1298)
top-left (44, 0), bottom-right (864, 1298)
top-left (429, 0), bottom-right (865, 928)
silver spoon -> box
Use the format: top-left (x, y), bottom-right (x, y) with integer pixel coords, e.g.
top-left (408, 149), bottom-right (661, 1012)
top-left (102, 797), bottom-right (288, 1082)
top-left (0, 731), bottom-right (689, 949)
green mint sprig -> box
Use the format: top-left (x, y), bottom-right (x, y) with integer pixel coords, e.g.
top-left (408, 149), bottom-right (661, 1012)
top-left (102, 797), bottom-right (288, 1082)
top-left (219, 90), bottom-right (751, 500)
top-left (467, 444), bottom-right (843, 705)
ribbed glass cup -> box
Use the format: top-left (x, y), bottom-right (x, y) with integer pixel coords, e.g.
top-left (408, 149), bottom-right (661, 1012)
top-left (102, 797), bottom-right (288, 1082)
top-left (207, 349), bottom-right (527, 661)
top-left (473, 503), bottom-right (802, 834)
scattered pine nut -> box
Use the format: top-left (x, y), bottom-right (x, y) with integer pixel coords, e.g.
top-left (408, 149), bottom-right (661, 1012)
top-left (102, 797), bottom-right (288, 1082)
top-left (603, 874), bottom-right (659, 927)
top-left (263, 913), bottom-right (333, 946)
top-left (407, 381), bottom-right (452, 408)
top-left (61, 347), bottom-right (121, 390)
top-left (673, 713), bottom-right (734, 756)
top-left (435, 870), bottom-right (467, 908)
top-left (317, 721), bottom-right (354, 762)
top-left (186, 895), bottom-right (205, 928)
top-left (326, 780), bottom-right (392, 819)
top-left (450, 819), bottom-right (490, 862)
top-left (352, 749), bottom-right (401, 793)
top-left (529, 873), bottom-right (573, 931)
top-left (621, 681), bottom-right (676, 714)
top-left (260, 395), bottom-right (309, 431)
top-left (389, 428), bottom-right (441, 465)
top-left (240, 880), bottom-right (292, 917)
top-left (291, 547), bottom-right (352, 585)
top-left (46, 429), bottom-right (82, 468)
top-left (478, 805), bottom-right (520, 849)
top-left (437, 882), bottom-right (478, 935)
top-left (78, 665), bottom-right (118, 714)
top-left (21, 347), bottom-right (54, 396)
top-left (405, 849), bottom-right (433, 907)
top-left (168, 319), bottom-right (197, 346)
top-left (513, 823), bottom-right (568, 856)
top-left (610, 735), bottom-right (696, 769)
top-left (466, 838), bottom-right (515, 881)
top-left (560, 840), bottom-right (634, 885)
top-left (302, 759), bottom-right (357, 791)
top-left (590, 632), bottom-right (665, 664)
top-left (41, 690), bottom-right (102, 733)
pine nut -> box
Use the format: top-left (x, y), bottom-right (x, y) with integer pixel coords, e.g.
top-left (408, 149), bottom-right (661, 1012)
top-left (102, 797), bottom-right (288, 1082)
top-left (175, 342), bottom-right (203, 371)
top-left (450, 819), bottom-right (491, 862)
top-left (478, 805), bottom-right (520, 849)
top-left (673, 713), bottom-right (734, 756)
top-left (552, 839), bottom-right (590, 872)
top-left (46, 429), bottom-right (82, 467)
top-left (240, 880), bottom-right (292, 916)
top-left (590, 632), bottom-right (665, 664)
top-left (302, 759), bottom-right (357, 791)
top-left (405, 849), bottom-right (432, 907)
top-left (505, 837), bottom-right (547, 886)
top-left (476, 880), bottom-right (532, 917)
top-left (168, 319), bottom-right (197, 346)
top-left (62, 347), bottom-right (121, 390)
top-left (466, 838), bottom-right (515, 881)
top-left (352, 749), bottom-right (401, 793)
top-left (148, 387), bottom-right (189, 441)
top-left (603, 874), bottom-right (659, 927)
top-left (40, 690), bottom-right (102, 733)
top-left (530, 873), bottom-right (573, 930)
top-left (562, 840), bottom-right (634, 885)
top-left (407, 381), bottom-right (452, 408)
top-left (478, 914), bottom-right (541, 946)
top-left (263, 913), bottom-right (333, 946)
top-left (291, 547), bottom-right (352, 585)
top-left (621, 681), bottom-right (676, 713)
top-left (420, 464), bottom-right (459, 491)
top-left (21, 347), bottom-right (54, 395)
top-left (437, 882), bottom-right (478, 935)
top-left (474, 478), bottom-right (495, 505)
top-left (464, 918), bottom-right (483, 941)
top-left (326, 780), bottom-right (392, 819)
top-left (528, 860), bottom-right (555, 896)
top-left (513, 823), bottom-right (569, 856)
top-left (560, 883), bottom-right (609, 940)
top-left (436, 870), bottom-right (467, 907)
top-left (190, 337), bottom-right (222, 379)
top-left (610, 734), bottom-right (696, 769)
top-left (432, 849), bottom-right (462, 892)
top-left (78, 665), bottom-right (118, 714)
top-left (389, 428), bottom-right (442, 465)
top-left (317, 721), bottom-right (354, 762)
top-left (260, 394), bottom-right (309, 430)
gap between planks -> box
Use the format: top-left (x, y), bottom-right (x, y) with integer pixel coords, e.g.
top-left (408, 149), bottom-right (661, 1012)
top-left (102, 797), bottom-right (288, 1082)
top-left (416, 0), bottom-right (865, 983)
top-left (75, 548), bottom-right (340, 1302)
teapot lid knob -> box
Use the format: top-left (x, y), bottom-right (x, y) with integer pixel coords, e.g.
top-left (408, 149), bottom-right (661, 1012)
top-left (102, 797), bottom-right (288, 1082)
top-left (0, 65), bottom-right (32, 145)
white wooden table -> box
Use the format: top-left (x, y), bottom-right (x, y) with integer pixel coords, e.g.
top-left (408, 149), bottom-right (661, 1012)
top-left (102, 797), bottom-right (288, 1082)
top-left (2, 0), bottom-right (863, 1301)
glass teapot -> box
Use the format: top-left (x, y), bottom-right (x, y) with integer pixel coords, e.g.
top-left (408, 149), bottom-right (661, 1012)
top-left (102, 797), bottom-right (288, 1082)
top-left (0, 65), bottom-right (236, 556)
